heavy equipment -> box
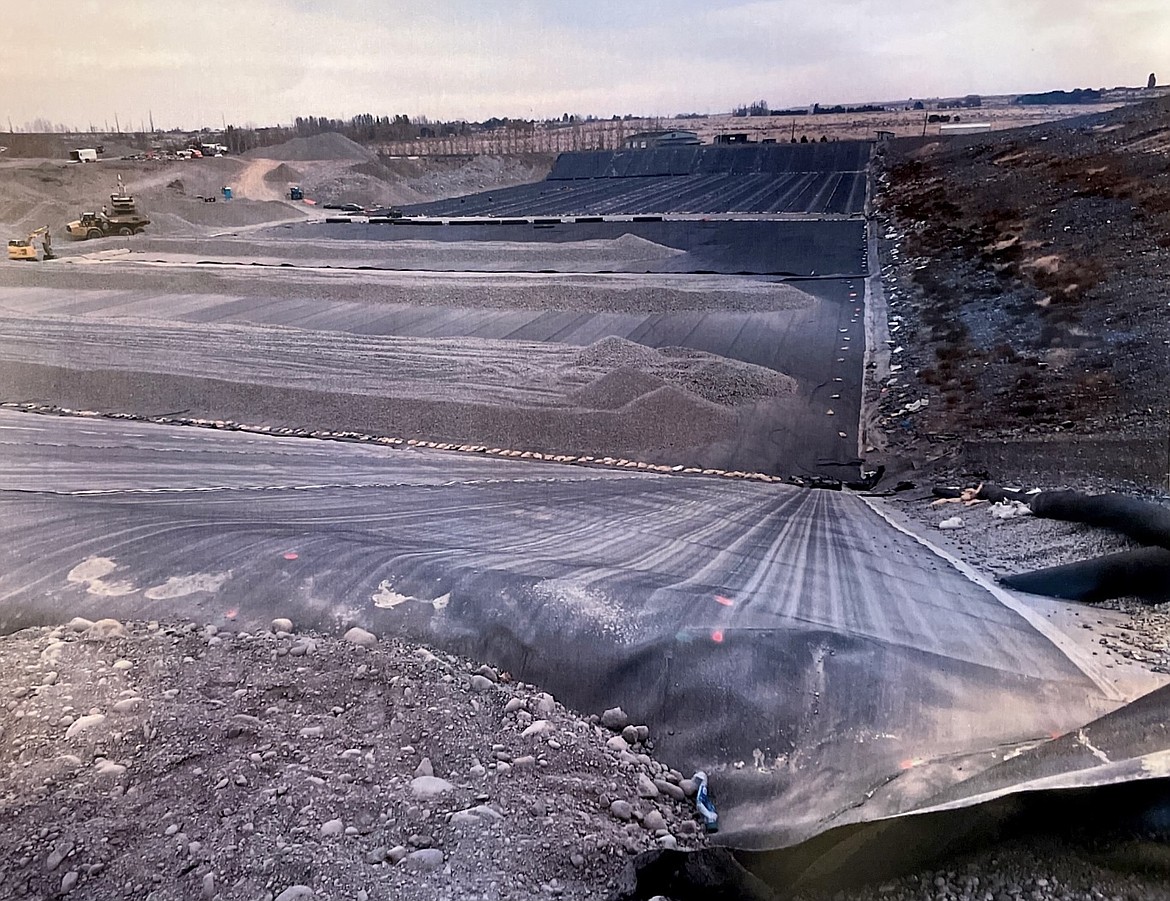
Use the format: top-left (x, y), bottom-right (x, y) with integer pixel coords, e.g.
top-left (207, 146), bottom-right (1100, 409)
top-left (65, 176), bottom-right (150, 240)
top-left (7, 226), bottom-right (54, 262)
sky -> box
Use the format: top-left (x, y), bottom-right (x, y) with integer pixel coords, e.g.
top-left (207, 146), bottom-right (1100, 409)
top-left (1, 0), bottom-right (1166, 131)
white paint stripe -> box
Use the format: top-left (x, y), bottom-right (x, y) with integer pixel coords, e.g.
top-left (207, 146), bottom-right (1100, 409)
top-left (861, 496), bottom-right (1126, 702)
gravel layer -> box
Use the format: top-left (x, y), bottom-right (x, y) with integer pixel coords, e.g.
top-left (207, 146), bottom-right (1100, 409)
top-left (0, 618), bottom-right (708, 901)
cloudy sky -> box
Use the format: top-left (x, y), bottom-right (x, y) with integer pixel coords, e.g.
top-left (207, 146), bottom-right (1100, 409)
top-left (3, 0), bottom-right (1166, 130)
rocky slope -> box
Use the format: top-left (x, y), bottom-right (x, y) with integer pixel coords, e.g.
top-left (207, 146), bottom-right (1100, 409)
top-left (0, 618), bottom-right (708, 900)
top-left (872, 96), bottom-right (1170, 488)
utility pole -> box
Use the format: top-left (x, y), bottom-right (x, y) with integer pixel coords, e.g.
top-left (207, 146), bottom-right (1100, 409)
top-left (149, 110), bottom-right (154, 133)
top-left (921, 112), bottom-right (928, 138)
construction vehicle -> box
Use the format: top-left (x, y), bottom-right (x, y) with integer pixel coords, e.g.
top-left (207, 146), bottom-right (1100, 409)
top-left (7, 226), bottom-right (54, 262)
top-left (65, 176), bottom-right (150, 240)
top-left (289, 185), bottom-right (304, 201)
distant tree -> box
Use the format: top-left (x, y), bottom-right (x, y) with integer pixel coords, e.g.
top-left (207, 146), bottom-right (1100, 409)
top-left (733, 100), bottom-right (770, 117)
top-left (223, 124), bottom-right (257, 154)
top-left (1149, 72), bottom-right (1157, 89)
top-left (912, 100), bottom-right (925, 111)
top-left (800, 135), bottom-right (809, 143)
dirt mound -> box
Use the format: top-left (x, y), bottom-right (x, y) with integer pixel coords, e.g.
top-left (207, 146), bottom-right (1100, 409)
top-left (248, 133), bottom-right (376, 162)
top-left (574, 336), bottom-right (662, 369)
top-left (262, 162), bottom-right (303, 184)
top-left (569, 366), bottom-right (667, 410)
top-left (573, 338), bottom-right (797, 407)
top-left (141, 199), bottom-right (300, 235)
top-left (0, 619), bottom-right (707, 900)
top-left (671, 356), bottom-right (798, 405)
top-left (625, 383), bottom-right (734, 426)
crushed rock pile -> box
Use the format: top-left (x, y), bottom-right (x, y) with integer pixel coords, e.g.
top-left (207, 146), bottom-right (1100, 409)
top-left (263, 164), bottom-right (304, 185)
top-left (569, 367), bottom-right (667, 410)
top-left (247, 133), bottom-right (377, 163)
top-left (0, 618), bottom-right (709, 901)
top-left (574, 337), bottom-right (798, 406)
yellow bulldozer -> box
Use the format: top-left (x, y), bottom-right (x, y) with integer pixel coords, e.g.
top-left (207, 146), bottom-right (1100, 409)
top-left (7, 226), bottom-right (55, 262)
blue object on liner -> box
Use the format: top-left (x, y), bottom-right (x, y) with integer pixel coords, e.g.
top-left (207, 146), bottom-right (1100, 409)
top-left (693, 770), bottom-right (719, 833)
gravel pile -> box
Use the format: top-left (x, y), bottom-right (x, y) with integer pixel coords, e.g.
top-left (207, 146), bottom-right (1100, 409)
top-left (263, 164), bottom-right (304, 185)
top-left (574, 338), bottom-right (798, 406)
top-left (570, 367), bottom-right (667, 410)
top-left (0, 618), bottom-right (709, 901)
top-left (246, 133), bottom-right (376, 163)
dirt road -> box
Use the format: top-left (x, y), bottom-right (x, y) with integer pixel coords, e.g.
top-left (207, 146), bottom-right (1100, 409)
top-left (234, 158), bottom-right (292, 203)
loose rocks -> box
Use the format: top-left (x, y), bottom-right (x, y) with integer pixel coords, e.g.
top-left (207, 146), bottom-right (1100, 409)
top-left (403, 848), bottom-right (444, 872)
top-left (342, 626), bottom-right (377, 648)
top-left (610, 800), bottom-right (634, 820)
top-left (601, 707), bottom-right (630, 730)
top-left (410, 775), bottom-right (456, 799)
top-left (0, 620), bottom-right (705, 900)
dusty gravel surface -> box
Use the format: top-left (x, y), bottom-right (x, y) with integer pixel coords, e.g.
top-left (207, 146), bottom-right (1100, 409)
top-left (0, 151), bottom-right (553, 240)
top-left (0, 617), bottom-right (708, 901)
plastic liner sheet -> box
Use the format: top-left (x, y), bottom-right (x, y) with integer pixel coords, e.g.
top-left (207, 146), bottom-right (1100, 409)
top-left (404, 172), bottom-right (869, 217)
top-left (546, 143), bottom-right (872, 180)
top-left (295, 219), bottom-right (868, 277)
top-left (736, 682), bottom-right (1170, 894)
top-left (0, 416), bottom-right (1158, 852)
top-left (404, 142), bottom-right (871, 218)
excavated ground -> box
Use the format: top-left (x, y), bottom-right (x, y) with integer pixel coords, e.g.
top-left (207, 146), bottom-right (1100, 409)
top-left (870, 96), bottom-right (1170, 490)
top-left (5, 114), bottom-right (1170, 900)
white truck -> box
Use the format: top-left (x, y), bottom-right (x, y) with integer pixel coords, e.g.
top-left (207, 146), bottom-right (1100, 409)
top-left (69, 148), bottom-right (99, 163)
